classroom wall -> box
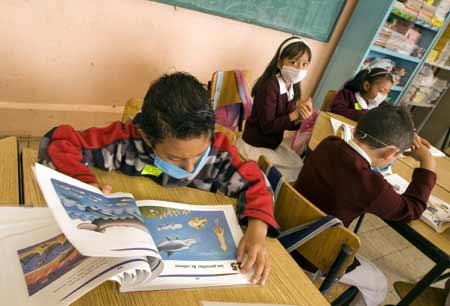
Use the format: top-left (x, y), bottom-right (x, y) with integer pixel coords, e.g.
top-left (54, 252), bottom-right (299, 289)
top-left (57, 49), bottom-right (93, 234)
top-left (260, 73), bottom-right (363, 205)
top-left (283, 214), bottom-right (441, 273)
top-left (0, 0), bottom-right (356, 137)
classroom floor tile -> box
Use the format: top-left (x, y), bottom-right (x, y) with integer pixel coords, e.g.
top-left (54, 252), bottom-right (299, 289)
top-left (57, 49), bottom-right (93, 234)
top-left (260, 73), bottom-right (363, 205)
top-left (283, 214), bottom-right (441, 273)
top-left (354, 214), bottom-right (448, 305)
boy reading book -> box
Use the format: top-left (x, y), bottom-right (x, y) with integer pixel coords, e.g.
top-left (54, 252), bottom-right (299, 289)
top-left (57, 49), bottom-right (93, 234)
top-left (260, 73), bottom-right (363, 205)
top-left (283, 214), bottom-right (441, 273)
top-left (294, 104), bottom-right (437, 306)
top-left (38, 72), bottom-right (278, 286)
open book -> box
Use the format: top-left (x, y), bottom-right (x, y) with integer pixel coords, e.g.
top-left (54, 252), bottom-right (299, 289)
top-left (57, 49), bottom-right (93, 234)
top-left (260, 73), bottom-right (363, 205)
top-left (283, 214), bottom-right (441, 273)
top-left (329, 117), bottom-right (354, 142)
top-left (0, 164), bottom-right (250, 306)
top-left (384, 173), bottom-right (450, 233)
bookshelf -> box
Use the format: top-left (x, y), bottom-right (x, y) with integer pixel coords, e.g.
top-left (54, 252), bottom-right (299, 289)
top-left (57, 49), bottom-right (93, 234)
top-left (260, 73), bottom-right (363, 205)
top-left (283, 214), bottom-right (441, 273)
top-left (314, 0), bottom-right (450, 107)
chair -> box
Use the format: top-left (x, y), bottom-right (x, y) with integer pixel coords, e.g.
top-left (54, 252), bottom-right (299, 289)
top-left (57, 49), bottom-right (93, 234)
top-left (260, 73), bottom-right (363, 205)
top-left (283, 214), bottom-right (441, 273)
top-left (258, 155), bottom-right (361, 304)
top-left (121, 99), bottom-right (237, 145)
top-left (208, 70), bottom-right (252, 132)
top-left (121, 98), bottom-right (144, 123)
top-left (321, 90), bottom-right (337, 111)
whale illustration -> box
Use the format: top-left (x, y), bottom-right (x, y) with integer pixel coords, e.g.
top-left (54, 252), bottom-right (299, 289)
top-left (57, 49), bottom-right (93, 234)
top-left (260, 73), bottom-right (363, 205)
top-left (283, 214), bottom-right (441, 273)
top-left (157, 238), bottom-right (196, 257)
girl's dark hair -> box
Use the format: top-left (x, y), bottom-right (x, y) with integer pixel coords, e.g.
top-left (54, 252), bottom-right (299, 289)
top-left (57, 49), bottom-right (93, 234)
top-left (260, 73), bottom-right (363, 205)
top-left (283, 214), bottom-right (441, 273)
top-left (343, 68), bottom-right (394, 93)
top-left (251, 37), bottom-right (312, 101)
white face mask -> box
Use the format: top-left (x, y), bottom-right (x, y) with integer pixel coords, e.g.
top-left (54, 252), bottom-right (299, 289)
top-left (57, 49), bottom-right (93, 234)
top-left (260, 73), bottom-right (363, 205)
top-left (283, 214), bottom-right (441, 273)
top-left (368, 93), bottom-right (387, 107)
top-left (280, 66), bottom-right (308, 84)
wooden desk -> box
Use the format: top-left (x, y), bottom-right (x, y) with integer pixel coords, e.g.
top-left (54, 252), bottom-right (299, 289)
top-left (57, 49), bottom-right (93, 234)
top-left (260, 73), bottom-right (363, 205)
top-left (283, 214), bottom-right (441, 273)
top-left (399, 155), bottom-right (450, 193)
top-left (21, 149), bottom-right (330, 306)
top-left (0, 136), bottom-right (19, 205)
top-left (388, 161), bottom-right (450, 306)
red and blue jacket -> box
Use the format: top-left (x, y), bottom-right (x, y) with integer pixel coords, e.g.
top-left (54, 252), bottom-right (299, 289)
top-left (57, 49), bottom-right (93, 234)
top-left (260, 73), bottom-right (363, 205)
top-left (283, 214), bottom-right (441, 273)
top-left (39, 113), bottom-right (278, 236)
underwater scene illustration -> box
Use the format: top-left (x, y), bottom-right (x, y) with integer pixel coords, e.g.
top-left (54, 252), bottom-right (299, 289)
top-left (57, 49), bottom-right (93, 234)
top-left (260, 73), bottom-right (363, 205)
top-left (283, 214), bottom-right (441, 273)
top-left (139, 206), bottom-right (237, 261)
top-left (51, 178), bottom-right (148, 233)
top-left (17, 234), bottom-right (86, 296)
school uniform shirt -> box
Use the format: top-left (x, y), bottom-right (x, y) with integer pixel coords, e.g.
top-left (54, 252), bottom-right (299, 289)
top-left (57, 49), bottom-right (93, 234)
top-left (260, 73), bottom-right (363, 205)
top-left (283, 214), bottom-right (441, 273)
top-left (328, 89), bottom-right (369, 121)
top-left (38, 113), bottom-right (279, 236)
top-left (293, 136), bottom-right (436, 227)
top-left (242, 75), bottom-right (300, 149)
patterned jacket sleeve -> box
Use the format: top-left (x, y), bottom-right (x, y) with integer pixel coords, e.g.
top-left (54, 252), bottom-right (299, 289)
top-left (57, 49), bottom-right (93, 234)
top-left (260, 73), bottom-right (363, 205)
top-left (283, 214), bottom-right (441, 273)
top-left (211, 132), bottom-right (279, 236)
top-left (38, 121), bottom-right (140, 184)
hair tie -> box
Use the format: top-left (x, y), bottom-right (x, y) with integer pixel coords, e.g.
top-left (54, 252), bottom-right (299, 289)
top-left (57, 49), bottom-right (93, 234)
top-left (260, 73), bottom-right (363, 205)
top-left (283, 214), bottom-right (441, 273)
top-left (370, 70), bottom-right (392, 77)
top-left (278, 37), bottom-right (310, 59)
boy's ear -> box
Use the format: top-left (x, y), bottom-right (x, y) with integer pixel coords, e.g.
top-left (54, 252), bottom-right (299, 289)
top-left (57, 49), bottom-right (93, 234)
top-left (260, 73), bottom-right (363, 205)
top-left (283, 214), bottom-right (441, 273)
top-left (381, 145), bottom-right (400, 160)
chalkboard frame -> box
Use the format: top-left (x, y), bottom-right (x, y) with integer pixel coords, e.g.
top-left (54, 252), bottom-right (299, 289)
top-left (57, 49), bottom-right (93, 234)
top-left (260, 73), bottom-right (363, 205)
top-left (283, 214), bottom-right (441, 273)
top-left (153, 0), bottom-right (346, 42)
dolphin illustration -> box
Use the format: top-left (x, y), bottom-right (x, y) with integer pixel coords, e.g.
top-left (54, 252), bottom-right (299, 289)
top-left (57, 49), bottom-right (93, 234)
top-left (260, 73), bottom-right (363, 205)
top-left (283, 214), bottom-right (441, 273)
top-left (157, 238), bottom-right (196, 257)
top-left (157, 223), bottom-right (183, 231)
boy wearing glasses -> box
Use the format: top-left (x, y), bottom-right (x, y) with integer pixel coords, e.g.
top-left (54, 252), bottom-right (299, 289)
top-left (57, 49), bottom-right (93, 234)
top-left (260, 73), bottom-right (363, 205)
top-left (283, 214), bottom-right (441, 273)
top-left (294, 104), bottom-right (436, 306)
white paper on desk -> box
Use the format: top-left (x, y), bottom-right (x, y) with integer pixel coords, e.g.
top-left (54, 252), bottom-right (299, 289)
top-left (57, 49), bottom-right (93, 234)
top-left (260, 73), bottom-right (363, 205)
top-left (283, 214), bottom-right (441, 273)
top-left (201, 302), bottom-right (298, 306)
top-left (33, 163), bottom-right (160, 258)
top-left (0, 219), bottom-right (149, 306)
top-left (384, 173), bottom-right (409, 194)
top-left (429, 145), bottom-right (446, 157)
top-left (402, 145), bottom-right (445, 157)
top-left (329, 117), bottom-right (354, 142)
top-left (0, 206), bottom-right (53, 224)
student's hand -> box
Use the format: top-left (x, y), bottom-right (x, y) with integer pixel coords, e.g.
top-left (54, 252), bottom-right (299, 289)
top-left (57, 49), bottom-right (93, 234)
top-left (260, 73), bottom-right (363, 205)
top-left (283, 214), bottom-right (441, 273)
top-left (299, 97), bottom-right (313, 112)
top-left (237, 218), bottom-right (270, 285)
top-left (90, 183), bottom-right (112, 195)
top-left (289, 110), bottom-right (301, 122)
top-left (296, 104), bottom-right (312, 120)
top-left (296, 97), bottom-right (313, 120)
top-left (411, 133), bottom-right (431, 150)
top-left (405, 134), bottom-right (436, 172)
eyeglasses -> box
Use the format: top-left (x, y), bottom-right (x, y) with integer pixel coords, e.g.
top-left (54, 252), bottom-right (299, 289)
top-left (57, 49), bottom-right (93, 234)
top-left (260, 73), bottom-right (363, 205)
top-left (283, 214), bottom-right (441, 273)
top-left (356, 129), bottom-right (405, 153)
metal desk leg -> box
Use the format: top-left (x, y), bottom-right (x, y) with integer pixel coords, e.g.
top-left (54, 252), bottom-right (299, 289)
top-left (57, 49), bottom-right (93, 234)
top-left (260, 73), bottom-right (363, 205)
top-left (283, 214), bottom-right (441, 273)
top-left (397, 260), bottom-right (449, 306)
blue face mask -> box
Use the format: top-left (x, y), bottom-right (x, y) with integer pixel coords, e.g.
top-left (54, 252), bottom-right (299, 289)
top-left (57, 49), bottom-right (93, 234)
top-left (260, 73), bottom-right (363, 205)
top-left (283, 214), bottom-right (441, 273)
top-left (154, 145), bottom-right (211, 179)
top-left (372, 162), bottom-right (393, 175)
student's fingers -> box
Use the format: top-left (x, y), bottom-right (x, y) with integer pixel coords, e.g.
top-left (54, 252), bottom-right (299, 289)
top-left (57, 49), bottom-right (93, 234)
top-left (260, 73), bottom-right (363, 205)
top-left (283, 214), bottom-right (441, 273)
top-left (236, 241), bottom-right (245, 263)
top-left (100, 184), bottom-right (112, 195)
top-left (298, 107), bottom-right (311, 119)
top-left (259, 256), bottom-right (271, 285)
top-left (411, 135), bottom-right (421, 150)
top-left (240, 248), bottom-right (257, 273)
top-left (420, 137), bottom-right (432, 149)
top-left (251, 252), bottom-right (265, 284)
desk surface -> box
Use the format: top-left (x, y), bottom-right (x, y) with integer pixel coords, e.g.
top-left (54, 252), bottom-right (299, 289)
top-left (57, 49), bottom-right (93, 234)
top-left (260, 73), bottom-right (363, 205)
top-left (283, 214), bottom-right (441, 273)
top-left (399, 155), bottom-right (450, 193)
top-left (0, 137), bottom-right (19, 205)
top-left (21, 149), bottom-right (330, 306)
top-left (393, 161), bottom-right (450, 255)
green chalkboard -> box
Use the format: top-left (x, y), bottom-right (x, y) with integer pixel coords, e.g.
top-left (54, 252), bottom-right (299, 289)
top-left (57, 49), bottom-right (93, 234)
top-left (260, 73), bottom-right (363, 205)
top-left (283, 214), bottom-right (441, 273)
top-left (153, 0), bottom-right (346, 42)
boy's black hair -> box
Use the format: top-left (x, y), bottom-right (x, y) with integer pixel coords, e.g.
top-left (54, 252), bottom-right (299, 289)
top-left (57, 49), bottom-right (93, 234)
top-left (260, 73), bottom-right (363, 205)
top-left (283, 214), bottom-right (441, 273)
top-left (344, 68), bottom-right (393, 93)
top-left (140, 72), bottom-right (214, 144)
top-left (355, 104), bottom-right (414, 152)
top-left (252, 37), bottom-right (311, 101)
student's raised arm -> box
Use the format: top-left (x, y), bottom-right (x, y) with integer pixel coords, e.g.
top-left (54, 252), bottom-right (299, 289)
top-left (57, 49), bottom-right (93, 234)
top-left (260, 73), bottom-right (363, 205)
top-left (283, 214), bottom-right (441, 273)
top-left (38, 121), bottom-right (140, 184)
top-left (366, 168), bottom-right (436, 222)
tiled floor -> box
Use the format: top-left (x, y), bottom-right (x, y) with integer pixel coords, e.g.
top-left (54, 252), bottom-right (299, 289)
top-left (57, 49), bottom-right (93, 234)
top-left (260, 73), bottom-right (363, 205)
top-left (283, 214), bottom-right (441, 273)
top-left (349, 214), bottom-right (449, 305)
